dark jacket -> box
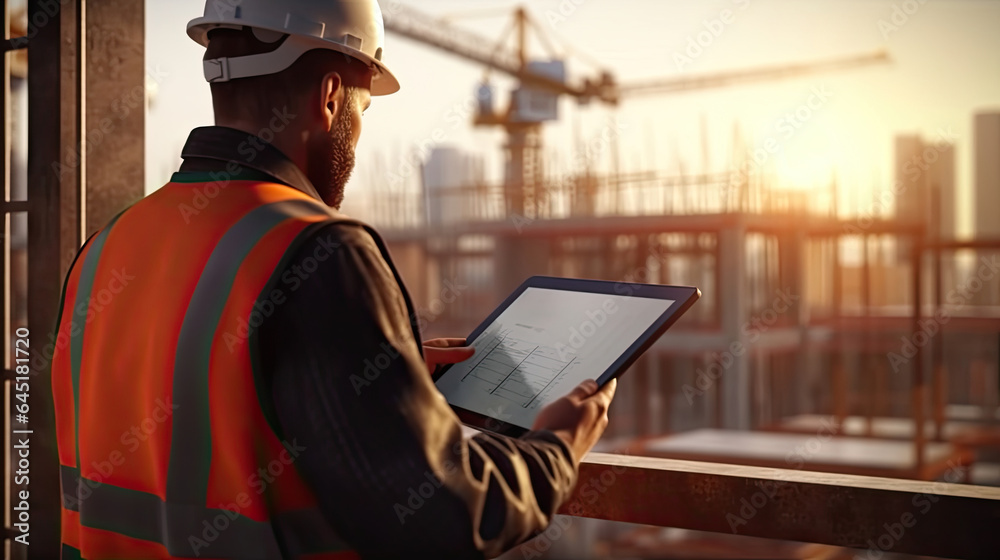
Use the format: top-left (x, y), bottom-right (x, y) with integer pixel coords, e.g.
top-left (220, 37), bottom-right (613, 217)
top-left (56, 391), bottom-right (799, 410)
top-left (177, 126), bottom-right (579, 559)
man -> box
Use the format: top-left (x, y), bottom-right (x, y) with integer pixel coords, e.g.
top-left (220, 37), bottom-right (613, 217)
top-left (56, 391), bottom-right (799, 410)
top-left (50, 1), bottom-right (616, 558)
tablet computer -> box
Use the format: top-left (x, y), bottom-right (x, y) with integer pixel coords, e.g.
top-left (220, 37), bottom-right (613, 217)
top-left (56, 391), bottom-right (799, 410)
top-left (433, 276), bottom-right (700, 437)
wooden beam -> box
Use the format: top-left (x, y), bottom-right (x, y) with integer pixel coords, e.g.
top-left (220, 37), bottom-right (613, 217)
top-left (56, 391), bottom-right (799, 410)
top-left (564, 453), bottom-right (1000, 559)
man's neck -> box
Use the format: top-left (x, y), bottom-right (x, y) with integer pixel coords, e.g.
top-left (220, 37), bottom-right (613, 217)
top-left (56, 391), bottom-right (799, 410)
top-left (215, 119), bottom-right (309, 175)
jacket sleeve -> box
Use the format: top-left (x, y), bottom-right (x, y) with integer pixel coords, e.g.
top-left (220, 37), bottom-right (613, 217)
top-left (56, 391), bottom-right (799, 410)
top-left (257, 222), bottom-right (579, 559)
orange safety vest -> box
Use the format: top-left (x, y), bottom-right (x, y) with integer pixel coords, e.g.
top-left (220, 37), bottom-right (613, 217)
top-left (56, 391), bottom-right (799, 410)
top-left (52, 175), bottom-right (363, 559)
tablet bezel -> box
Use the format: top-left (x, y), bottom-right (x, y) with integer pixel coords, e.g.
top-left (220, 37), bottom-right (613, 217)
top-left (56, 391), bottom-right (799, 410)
top-left (432, 276), bottom-right (701, 437)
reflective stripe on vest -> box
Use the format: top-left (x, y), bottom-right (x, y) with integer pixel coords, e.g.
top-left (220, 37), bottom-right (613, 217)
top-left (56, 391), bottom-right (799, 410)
top-left (53, 181), bottom-right (361, 559)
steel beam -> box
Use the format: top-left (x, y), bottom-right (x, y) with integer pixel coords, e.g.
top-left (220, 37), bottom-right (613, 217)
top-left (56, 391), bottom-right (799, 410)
top-left (26, 0), bottom-right (84, 556)
top-left (2, 37), bottom-right (27, 52)
top-left (2, 0), bottom-right (11, 553)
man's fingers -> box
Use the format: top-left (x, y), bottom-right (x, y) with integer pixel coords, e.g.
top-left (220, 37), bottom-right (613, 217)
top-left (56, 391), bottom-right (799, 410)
top-left (595, 378), bottom-right (617, 401)
top-left (589, 378), bottom-right (617, 412)
top-left (423, 338), bottom-right (468, 349)
top-left (424, 345), bottom-right (475, 364)
top-left (565, 379), bottom-right (599, 401)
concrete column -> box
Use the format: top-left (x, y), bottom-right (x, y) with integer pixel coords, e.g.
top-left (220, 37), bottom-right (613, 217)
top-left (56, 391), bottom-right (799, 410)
top-left (719, 225), bottom-right (750, 429)
top-left (84, 0), bottom-right (145, 236)
top-left (495, 235), bottom-right (551, 298)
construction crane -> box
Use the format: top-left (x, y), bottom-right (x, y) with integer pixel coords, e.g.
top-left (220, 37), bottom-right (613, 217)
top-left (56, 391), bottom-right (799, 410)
top-left (383, 4), bottom-right (890, 219)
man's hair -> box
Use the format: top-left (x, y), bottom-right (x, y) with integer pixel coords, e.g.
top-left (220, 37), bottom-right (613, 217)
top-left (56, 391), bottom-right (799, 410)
top-left (205, 27), bottom-right (361, 124)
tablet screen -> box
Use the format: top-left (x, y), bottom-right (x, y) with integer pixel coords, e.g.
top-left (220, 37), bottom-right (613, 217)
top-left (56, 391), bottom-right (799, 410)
top-left (435, 287), bottom-right (674, 430)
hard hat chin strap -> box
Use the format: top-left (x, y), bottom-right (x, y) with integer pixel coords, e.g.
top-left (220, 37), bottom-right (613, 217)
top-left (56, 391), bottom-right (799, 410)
top-left (203, 36), bottom-right (307, 83)
top-left (203, 34), bottom-right (371, 83)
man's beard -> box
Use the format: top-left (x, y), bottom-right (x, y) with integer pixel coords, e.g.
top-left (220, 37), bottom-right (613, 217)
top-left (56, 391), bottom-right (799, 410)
top-left (308, 89), bottom-right (357, 209)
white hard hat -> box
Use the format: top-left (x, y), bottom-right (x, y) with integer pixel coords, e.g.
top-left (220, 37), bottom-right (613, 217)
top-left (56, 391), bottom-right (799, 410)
top-left (187, 0), bottom-right (400, 96)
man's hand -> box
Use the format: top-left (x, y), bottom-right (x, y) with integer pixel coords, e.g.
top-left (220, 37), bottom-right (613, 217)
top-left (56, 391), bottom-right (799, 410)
top-left (423, 338), bottom-right (475, 376)
top-left (531, 379), bottom-right (617, 464)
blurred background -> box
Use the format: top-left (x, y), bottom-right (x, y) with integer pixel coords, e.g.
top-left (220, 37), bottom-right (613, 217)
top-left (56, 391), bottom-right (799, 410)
top-left (5, 0), bottom-right (1000, 558)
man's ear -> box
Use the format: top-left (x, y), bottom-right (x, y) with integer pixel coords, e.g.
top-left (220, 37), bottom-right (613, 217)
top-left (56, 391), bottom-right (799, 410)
top-left (320, 72), bottom-right (345, 132)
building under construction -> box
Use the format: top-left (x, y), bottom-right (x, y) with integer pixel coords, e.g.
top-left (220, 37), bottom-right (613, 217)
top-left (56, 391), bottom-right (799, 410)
top-left (371, 5), bottom-right (1000, 557)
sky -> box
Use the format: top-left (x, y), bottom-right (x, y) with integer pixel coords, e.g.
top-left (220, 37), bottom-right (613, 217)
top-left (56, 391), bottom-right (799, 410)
top-left (145, 0), bottom-right (1000, 237)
